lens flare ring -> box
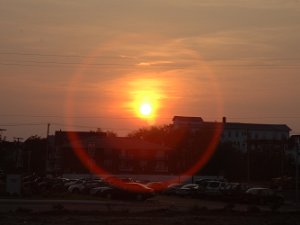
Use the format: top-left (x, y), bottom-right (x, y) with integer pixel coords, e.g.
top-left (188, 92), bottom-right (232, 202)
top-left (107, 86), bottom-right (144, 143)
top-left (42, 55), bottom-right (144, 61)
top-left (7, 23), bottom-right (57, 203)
top-left (64, 46), bottom-right (224, 191)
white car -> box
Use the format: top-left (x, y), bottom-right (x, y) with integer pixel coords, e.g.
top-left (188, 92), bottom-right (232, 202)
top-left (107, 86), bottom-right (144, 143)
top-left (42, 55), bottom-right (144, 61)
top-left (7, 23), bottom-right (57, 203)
top-left (68, 180), bottom-right (105, 194)
top-left (204, 181), bottom-right (227, 196)
top-left (245, 187), bottom-right (284, 205)
top-left (175, 183), bottom-right (199, 197)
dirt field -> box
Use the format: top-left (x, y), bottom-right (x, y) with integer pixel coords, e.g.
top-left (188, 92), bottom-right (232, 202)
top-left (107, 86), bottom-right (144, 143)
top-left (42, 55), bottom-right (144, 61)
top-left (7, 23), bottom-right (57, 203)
top-left (1, 209), bottom-right (300, 225)
top-left (1, 195), bottom-right (300, 225)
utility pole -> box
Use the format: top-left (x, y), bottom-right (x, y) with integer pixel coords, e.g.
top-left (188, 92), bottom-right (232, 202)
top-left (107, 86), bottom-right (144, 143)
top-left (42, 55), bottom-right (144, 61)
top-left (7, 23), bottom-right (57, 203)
top-left (47, 123), bottom-right (50, 138)
top-left (14, 137), bottom-right (23, 142)
top-left (0, 128), bottom-right (6, 141)
top-left (245, 129), bottom-right (250, 184)
top-left (281, 143), bottom-right (286, 178)
top-left (46, 123), bottom-right (50, 175)
top-left (296, 136), bottom-right (300, 202)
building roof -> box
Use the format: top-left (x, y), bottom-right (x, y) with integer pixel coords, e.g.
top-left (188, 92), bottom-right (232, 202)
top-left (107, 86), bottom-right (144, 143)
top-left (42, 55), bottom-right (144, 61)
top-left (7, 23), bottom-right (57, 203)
top-left (55, 131), bottom-right (169, 151)
top-left (223, 122), bottom-right (291, 132)
top-left (171, 116), bottom-right (291, 132)
top-left (172, 116), bottom-right (203, 122)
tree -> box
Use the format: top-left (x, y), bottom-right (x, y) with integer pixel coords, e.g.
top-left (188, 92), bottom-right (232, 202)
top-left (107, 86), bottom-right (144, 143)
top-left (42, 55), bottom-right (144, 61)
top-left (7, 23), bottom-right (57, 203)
top-left (23, 135), bottom-right (47, 175)
top-left (0, 140), bottom-right (18, 173)
top-left (127, 124), bottom-right (224, 175)
top-left (201, 143), bottom-right (244, 180)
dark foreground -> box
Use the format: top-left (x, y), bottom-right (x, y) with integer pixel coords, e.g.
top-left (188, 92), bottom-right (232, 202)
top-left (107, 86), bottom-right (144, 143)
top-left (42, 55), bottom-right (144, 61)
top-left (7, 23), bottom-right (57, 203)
top-left (1, 209), bottom-right (300, 225)
top-left (1, 195), bottom-right (300, 225)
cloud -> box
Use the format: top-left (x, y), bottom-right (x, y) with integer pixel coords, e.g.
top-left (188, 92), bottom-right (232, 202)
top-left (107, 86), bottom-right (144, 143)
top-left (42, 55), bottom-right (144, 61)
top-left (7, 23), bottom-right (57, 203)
top-left (137, 61), bottom-right (174, 66)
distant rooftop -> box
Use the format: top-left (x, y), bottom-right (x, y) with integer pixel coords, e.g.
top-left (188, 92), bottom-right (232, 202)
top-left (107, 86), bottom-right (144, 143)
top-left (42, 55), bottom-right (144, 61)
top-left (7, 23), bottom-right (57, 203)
top-left (172, 116), bottom-right (291, 132)
top-left (54, 131), bottom-right (169, 151)
top-left (223, 122), bottom-right (291, 132)
top-left (98, 137), bottom-right (169, 151)
top-left (173, 116), bottom-right (204, 122)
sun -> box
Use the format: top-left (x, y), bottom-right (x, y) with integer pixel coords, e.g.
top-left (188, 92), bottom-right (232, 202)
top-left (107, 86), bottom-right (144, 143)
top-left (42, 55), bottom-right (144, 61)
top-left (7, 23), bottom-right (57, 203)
top-left (139, 103), bottom-right (152, 117)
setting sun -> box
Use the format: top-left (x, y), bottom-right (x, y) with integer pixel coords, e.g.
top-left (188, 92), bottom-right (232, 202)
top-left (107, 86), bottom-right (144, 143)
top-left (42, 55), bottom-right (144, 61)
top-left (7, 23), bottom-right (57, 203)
top-left (140, 103), bottom-right (152, 117)
top-left (125, 77), bottom-right (165, 123)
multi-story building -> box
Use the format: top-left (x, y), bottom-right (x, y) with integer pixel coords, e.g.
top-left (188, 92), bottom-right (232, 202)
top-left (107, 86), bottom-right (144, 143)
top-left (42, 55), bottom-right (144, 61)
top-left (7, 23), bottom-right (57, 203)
top-left (47, 117), bottom-right (292, 177)
top-left (172, 116), bottom-right (291, 152)
top-left (48, 130), bottom-right (170, 176)
top-left (286, 134), bottom-right (300, 165)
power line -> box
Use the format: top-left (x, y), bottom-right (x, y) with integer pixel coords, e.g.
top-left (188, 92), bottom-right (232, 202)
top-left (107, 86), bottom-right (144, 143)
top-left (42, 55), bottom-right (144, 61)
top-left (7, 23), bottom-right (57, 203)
top-left (228, 116), bottom-right (300, 120)
top-left (0, 52), bottom-right (134, 59)
top-left (1, 51), bottom-right (300, 69)
top-left (51, 123), bottom-right (133, 131)
top-left (1, 51), bottom-right (300, 61)
top-left (1, 113), bottom-right (300, 120)
top-left (1, 61), bottom-right (299, 70)
top-left (0, 122), bottom-right (144, 132)
top-left (2, 60), bottom-right (134, 67)
top-left (0, 62), bottom-right (186, 70)
top-left (0, 114), bottom-right (172, 120)
top-left (0, 123), bottom-right (45, 127)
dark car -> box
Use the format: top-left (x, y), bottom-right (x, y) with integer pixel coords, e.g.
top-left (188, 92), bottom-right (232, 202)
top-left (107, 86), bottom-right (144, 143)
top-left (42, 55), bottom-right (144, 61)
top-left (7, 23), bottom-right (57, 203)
top-left (101, 182), bottom-right (155, 201)
top-left (175, 183), bottom-right (199, 197)
top-left (244, 187), bottom-right (284, 206)
top-left (222, 182), bottom-right (249, 202)
top-left (162, 183), bottom-right (183, 195)
top-left (68, 179), bottom-right (106, 194)
top-left (146, 182), bottom-right (169, 193)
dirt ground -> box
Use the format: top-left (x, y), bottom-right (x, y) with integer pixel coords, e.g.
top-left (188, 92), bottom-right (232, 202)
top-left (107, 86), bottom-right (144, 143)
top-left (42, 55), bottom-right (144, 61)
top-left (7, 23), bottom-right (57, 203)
top-left (1, 195), bottom-right (300, 225)
top-left (1, 210), bottom-right (300, 225)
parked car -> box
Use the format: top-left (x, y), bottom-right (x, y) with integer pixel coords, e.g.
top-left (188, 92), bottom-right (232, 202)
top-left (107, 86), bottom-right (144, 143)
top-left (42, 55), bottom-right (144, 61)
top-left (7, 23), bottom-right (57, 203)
top-left (162, 183), bottom-right (183, 195)
top-left (244, 187), bottom-right (284, 206)
top-left (203, 181), bottom-right (227, 196)
top-left (104, 176), bottom-right (135, 184)
top-left (68, 179), bottom-right (105, 194)
top-left (195, 178), bottom-right (227, 186)
top-left (222, 182), bottom-right (249, 202)
top-left (100, 182), bottom-right (155, 201)
top-left (0, 170), bottom-right (5, 180)
top-left (63, 179), bottom-right (80, 190)
top-left (90, 185), bottom-right (110, 196)
top-left (146, 182), bottom-right (168, 193)
top-left (175, 183), bottom-right (199, 197)
top-left (50, 177), bottom-right (71, 192)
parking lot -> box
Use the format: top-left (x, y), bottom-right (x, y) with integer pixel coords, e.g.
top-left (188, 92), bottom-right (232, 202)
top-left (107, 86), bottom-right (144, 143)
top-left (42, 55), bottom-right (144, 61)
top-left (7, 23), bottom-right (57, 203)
top-left (1, 195), bottom-right (300, 225)
top-left (1, 175), bottom-right (300, 214)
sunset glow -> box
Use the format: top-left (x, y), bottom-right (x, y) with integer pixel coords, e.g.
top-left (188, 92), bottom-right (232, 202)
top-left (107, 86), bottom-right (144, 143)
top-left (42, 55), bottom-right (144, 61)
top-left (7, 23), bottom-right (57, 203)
top-left (1, 0), bottom-right (300, 139)
top-left (134, 96), bottom-right (157, 121)
top-left (126, 77), bottom-right (165, 123)
top-left (139, 102), bottom-right (152, 117)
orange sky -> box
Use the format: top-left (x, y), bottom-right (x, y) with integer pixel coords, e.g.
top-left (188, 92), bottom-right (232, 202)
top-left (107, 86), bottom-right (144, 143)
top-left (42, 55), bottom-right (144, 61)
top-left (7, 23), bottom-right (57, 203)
top-left (0, 0), bottom-right (300, 140)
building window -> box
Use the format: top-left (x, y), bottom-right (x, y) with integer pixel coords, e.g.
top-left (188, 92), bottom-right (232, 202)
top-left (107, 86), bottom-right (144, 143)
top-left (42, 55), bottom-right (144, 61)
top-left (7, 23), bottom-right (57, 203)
top-left (87, 142), bottom-right (96, 158)
top-left (119, 160), bottom-right (133, 171)
top-left (155, 161), bottom-right (168, 172)
top-left (236, 131), bottom-right (239, 138)
top-left (228, 131), bottom-right (231, 138)
top-left (103, 160), bottom-right (112, 168)
top-left (281, 133), bottom-right (287, 140)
